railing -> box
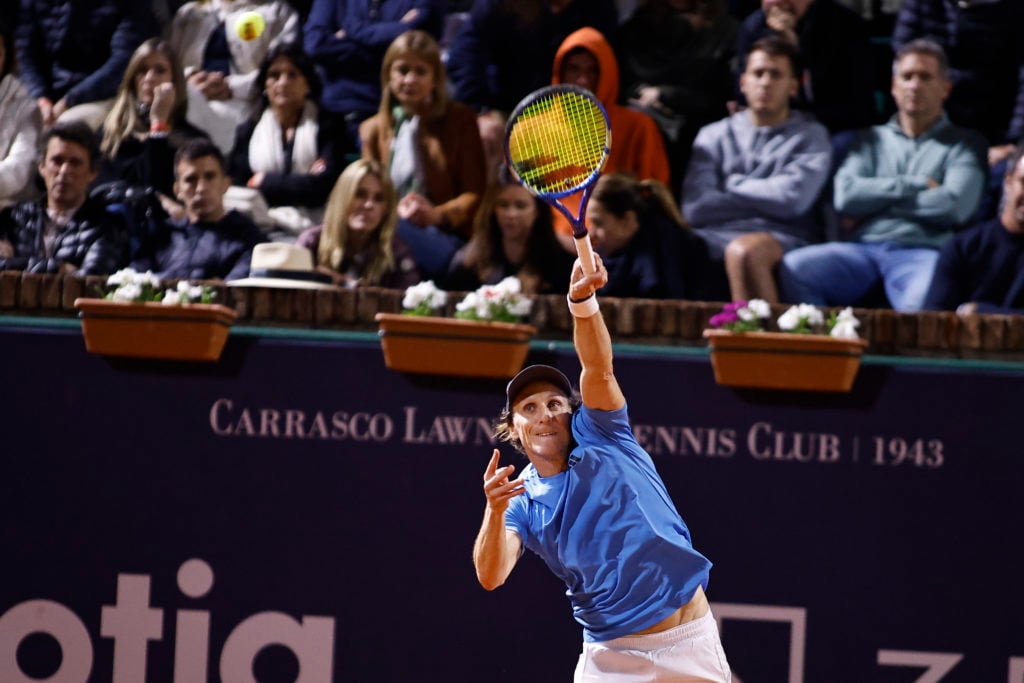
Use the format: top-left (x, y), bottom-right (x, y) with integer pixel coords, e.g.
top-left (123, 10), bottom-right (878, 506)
top-left (2, 270), bottom-right (1023, 360)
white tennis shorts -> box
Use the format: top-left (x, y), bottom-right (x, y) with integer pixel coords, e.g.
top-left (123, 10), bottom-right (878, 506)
top-left (573, 610), bottom-right (731, 682)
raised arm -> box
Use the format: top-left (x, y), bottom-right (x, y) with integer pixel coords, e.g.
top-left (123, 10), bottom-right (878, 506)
top-left (473, 449), bottom-right (523, 590)
top-left (568, 255), bottom-right (624, 412)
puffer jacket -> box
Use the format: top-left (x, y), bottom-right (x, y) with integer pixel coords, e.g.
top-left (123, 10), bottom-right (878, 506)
top-left (130, 210), bottom-right (265, 282)
top-left (0, 197), bottom-right (129, 275)
top-left (15, 0), bottom-right (155, 106)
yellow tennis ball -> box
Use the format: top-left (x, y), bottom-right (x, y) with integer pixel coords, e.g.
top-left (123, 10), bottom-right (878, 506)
top-left (234, 11), bottom-right (266, 42)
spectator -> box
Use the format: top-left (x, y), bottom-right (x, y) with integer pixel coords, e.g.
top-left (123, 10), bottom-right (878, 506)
top-left (16, 0), bottom-right (155, 129)
top-left (550, 26), bottom-right (671, 253)
top-left (96, 38), bottom-right (208, 199)
top-left (615, 0), bottom-right (738, 195)
top-left (296, 158), bottom-right (421, 289)
top-left (682, 36), bottom-right (831, 303)
top-left (778, 39), bottom-right (986, 312)
top-left (132, 138), bottom-right (264, 281)
top-left (0, 122), bottom-right (128, 275)
top-left (446, 0), bottom-right (618, 176)
top-left (302, 0), bottom-right (443, 143)
top-left (445, 164), bottom-right (573, 296)
top-left (0, 19), bottom-right (42, 210)
top-left (359, 30), bottom-right (486, 281)
top-left (591, 172), bottom-right (719, 300)
top-left (168, 0), bottom-right (301, 153)
top-left (228, 43), bottom-right (353, 241)
top-left (893, 0), bottom-right (1024, 153)
top-left (892, 0), bottom-right (1024, 221)
top-left (923, 145), bottom-right (1024, 315)
top-left (734, 0), bottom-right (877, 134)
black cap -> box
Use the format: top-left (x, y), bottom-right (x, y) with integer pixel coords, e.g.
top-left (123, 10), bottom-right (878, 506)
top-left (505, 365), bottom-right (572, 411)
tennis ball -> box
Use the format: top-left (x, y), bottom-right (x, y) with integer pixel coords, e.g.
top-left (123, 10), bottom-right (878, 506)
top-left (234, 11), bottom-right (266, 41)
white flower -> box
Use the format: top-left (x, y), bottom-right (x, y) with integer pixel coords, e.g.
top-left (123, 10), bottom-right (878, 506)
top-left (507, 296), bottom-right (533, 317)
top-left (493, 276), bottom-right (522, 296)
top-left (162, 290), bottom-right (182, 306)
top-left (456, 290), bottom-right (482, 315)
top-left (106, 268), bottom-right (131, 287)
top-left (778, 303), bottom-right (824, 331)
top-left (175, 280), bottom-right (205, 302)
top-left (830, 307), bottom-right (861, 339)
top-left (139, 270), bottom-right (161, 289)
top-left (453, 276), bottom-right (532, 322)
top-left (111, 283), bottom-right (142, 302)
top-left (402, 280), bottom-right (447, 311)
top-left (746, 299), bottom-right (771, 319)
top-left (830, 319), bottom-right (860, 340)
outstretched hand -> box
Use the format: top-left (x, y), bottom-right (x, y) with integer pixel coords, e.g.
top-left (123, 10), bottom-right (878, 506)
top-left (482, 449), bottom-right (524, 514)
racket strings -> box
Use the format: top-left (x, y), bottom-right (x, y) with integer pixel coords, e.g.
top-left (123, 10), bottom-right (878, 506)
top-left (508, 92), bottom-right (608, 195)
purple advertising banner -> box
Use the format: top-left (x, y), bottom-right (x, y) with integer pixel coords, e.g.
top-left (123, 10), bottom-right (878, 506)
top-left (1, 321), bottom-right (1022, 683)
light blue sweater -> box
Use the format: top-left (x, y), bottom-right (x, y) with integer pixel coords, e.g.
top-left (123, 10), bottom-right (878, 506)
top-left (682, 109), bottom-right (832, 246)
top-left (834, 114), bottom-right (987, 248)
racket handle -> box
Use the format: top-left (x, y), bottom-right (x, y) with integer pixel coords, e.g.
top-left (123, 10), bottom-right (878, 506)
top-left (575, 234), bottom-right (597, 276)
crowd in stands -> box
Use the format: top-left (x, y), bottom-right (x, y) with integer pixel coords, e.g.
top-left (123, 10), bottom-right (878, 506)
top-left (1, 0), bottom-right (1023, 316)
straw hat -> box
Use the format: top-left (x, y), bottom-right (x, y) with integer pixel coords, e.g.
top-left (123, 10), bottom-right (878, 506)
top-left (228, 243), bottom-right (338, 290)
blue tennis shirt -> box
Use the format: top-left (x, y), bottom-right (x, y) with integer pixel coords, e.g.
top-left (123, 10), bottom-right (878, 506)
top-left (504, 403), bottom-right (712, 642)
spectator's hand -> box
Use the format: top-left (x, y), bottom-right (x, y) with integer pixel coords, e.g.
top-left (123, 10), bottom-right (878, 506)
top-left (334, 29), bottom-right (346, 39)
top-left (157, 192), bottom-right (186, 221)
top-left (926, 177), bottom-right (940, 190)
top-left (400, 8), bottom-right (420, 22)
top-left (629, 86), bottom-right (663, 111)
top-left (190, 71), bottom-right (231, 101)
top-left (51, 98), bottom-right (68, 122)
top-left (309, 157), bottom-right (327, 174)
top-left (765, 6), bottom-right (798, 45)
top-left (989, 144), bottom-right (1015, 167)
top-left (0, 239), bottom-right (14, 258)
top-left (482, 449), bottom-right (524, 514)
top-left (956, 302), bottom-right (978, 317)
top-left (316, 266), bottom-right (357, 288)
top-left (397, 192), bottom-right (441, 227)
top-left (38, 97), bottom-right (55, 127)
top-left (150, 82), bottom-right (175, 128)
top-left (247, 172), bottom-right (265, 189)
top-left (682, 10), bottom-right (710, 31)
top-left (839, 215), bottom-right (861, 233)
top-left (477, 111), bottom-right (507, 173)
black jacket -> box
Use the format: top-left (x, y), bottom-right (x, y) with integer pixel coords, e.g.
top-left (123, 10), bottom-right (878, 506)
top-left (131, 210), bottom-right (265, 281)
top-left (0, 197), bottom-right (129, 275)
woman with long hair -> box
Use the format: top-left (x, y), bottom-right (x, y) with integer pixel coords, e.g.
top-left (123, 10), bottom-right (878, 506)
top-left (359, 30), bottom-right (486, 280)
top-left (446, 164), bottom-right (572, 295)
top-left (588, 172), bottom-right (724, 300)
top-left (296, 159), bottom-right (420, 289)
top-left (97, 37), bottom-right (206, 197)
top-left (229, 42), bottom-right (352, 240)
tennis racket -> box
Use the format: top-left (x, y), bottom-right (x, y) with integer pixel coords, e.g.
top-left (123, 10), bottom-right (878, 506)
top-left (505, 85), bottom-right (611, 275)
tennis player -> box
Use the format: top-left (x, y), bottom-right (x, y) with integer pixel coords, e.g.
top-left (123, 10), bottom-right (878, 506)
top-left (473, 254), bottom-right (731, 682)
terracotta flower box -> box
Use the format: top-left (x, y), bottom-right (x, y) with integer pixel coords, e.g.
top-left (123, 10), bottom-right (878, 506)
top-left (375, 312), bottom-right (536, 379)
top-left (703, 329), bottom-right (869, 392)
top-left (74, 298), bottom-right (238, 362)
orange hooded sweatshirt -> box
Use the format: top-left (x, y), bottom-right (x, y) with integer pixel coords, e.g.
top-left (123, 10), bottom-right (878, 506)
top-left (550, 27), bottom-right (671, 236)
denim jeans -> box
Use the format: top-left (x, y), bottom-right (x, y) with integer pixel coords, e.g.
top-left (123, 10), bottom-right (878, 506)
top-left (778, 241), bottom-right (940, 312)
top-left (396, 219), bottom-right (465, 282)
